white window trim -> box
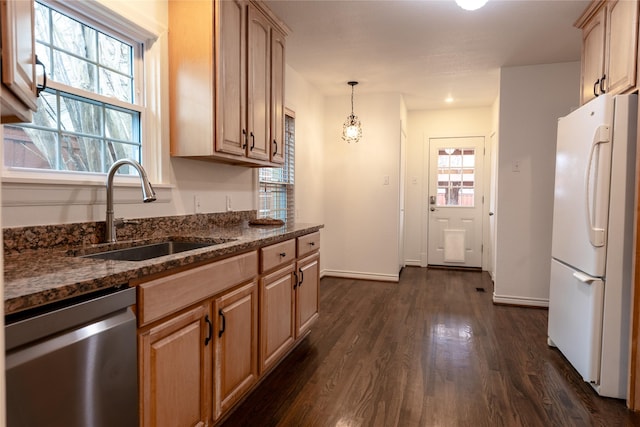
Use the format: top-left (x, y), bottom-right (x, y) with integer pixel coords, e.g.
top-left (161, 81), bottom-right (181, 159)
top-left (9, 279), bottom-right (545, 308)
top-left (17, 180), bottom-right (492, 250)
top-left (2, 0), bottom-right (170, 207)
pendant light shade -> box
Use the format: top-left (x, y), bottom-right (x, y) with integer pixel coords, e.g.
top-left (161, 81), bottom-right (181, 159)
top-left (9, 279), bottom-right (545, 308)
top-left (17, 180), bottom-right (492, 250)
top-left (342, 81), bottom-right (362, 143)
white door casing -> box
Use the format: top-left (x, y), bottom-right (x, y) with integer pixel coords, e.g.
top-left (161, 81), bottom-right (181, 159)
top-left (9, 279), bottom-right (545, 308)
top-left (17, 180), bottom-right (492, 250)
top-left (427, 137), bottom-right (485, 268)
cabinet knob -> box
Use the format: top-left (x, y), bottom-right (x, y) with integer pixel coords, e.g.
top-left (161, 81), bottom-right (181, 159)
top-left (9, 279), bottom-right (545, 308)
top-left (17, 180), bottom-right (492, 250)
top-left (273, 140), bottom-right (278, 155)
top-left (250, 132), bottom-right (255, 150)
top-left (594, 78), bottom-right (600, 97)
top-left (242, 129), bottom-right (248, 149)
top-left (279, 252), bottom-right (286, 257)
top-left (599, 74), bottom-right (606, 94)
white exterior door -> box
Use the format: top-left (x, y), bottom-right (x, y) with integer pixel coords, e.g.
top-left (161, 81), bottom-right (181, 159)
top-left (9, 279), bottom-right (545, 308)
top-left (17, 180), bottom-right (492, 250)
top-left (427, 137), bottom-right (484, 268)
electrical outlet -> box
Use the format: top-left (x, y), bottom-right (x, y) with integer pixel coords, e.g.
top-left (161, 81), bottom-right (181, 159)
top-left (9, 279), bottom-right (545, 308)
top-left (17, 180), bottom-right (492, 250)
top-left (383, 175), bottom-right (390, 185)
top-left (194, 195), bottom-right (201, 213)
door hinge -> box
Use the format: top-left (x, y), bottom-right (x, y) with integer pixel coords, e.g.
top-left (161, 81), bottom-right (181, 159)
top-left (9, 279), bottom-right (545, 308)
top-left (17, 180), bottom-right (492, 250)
top-left (481, 244), bottom-right (484, 253)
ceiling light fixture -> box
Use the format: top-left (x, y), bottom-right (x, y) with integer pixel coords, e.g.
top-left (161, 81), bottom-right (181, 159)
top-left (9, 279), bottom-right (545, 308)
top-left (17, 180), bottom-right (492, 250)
top-left (455, 0), bottom-right (488, 11)
top-left (342, 81), bottom-right (362, 143)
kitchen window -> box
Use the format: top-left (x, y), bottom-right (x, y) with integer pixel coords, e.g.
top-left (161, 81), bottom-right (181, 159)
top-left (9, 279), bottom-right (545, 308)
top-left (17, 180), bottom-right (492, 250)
top-left (258, 112), bottom-right (295, 221)
top-left (3, 1), bottom-right (145, 177)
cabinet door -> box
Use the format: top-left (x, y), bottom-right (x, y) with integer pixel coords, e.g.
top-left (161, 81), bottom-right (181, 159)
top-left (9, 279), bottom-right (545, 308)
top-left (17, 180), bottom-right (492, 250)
top-left (270, 26), bottom-right (286, 164)
top-left (605, 0), bottom-right (638, 96)
top-left (247, 4), bottom-right (271, 161)
top-left (217, 0), bottom-right (247, 156)
top-left (213, 281), bottom-right (259, 420)
top-left (580, 5), bottom-right (606, 105)
top-left (139, 304), bottom-right (211, 427)
top-left (260, 264), bottom-right (295, 373)
top-left (296, 252), bottom-right (320, 338)
top-left (1, 0), bottom-right (37, 123)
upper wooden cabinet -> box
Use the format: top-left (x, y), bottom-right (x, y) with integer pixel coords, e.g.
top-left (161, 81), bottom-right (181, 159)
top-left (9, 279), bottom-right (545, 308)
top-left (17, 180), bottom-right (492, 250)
top-left (169, 0), bottom-right (289, 167)
top-left (270, 26), bottom-right (286, 164)
top-left (1, 0), bottom-right (37, 123)
top-left (576, 0), bottom-right (639, 105)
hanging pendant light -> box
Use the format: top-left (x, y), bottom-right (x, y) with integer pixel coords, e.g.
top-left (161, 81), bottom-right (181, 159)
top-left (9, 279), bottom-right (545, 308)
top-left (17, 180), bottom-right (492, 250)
top-left (342, 81), bottom-right (362, 143)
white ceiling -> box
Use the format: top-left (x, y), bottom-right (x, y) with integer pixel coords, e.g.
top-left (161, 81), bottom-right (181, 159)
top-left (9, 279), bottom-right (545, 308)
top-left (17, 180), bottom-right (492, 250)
top-left (264, 0), bottom-right (590, 110)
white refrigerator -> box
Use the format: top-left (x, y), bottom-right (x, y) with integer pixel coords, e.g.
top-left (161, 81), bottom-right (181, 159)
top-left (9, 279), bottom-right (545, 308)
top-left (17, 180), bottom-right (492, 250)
top-left (548, 93), bottom-right (637, 399)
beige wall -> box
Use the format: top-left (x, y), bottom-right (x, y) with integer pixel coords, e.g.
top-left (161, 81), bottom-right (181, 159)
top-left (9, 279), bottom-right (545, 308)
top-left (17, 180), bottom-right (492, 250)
top-left (494, 61), bottom-right (580, 306)
top-left (322, 92), bottom-right (404, 281)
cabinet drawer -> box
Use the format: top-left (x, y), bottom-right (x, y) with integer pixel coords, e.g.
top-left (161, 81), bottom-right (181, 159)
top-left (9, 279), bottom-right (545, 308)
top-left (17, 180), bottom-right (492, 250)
top-left (297, 232), bottom-right (320, 257)
top-left (261, 239), bottom-right (296, 272)
top-left (138, 251), bottom-right (258, 327)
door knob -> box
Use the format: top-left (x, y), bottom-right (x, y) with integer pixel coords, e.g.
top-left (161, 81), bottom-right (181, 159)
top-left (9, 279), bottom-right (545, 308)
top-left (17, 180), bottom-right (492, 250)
top-left (430, 207), bottom-right (436, 212)
top-left (489, 212), bottom-right (494, 216)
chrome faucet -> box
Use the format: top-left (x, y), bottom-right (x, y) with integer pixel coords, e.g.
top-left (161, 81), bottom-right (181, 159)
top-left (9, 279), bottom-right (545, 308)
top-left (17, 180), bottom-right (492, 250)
top-left (105, 159), bottom-right (156, 243)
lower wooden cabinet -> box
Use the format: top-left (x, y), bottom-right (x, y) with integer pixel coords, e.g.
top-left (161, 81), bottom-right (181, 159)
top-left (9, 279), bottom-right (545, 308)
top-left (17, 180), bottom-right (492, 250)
top-left (260, 263), bottom-right (296, 373)
top-left (137, 232), bottom-right (321, 425)
top-left (139, 303), bottom-right (210, 427)
top-left (296, 252), bottom-right (320, 338)
top-left (213, 281), bottom-right (259, 420)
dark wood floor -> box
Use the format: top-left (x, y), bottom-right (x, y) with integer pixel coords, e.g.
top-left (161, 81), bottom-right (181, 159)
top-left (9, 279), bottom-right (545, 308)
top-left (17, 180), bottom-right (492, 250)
top-left (222, 267), bottom-right (640, 426)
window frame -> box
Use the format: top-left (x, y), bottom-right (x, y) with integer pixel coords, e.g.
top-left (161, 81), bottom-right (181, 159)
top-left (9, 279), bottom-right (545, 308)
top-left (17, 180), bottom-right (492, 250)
top-left (2, 0), bottom-right (162, 186)
top-left (258, 110), bottom-right (295, 221)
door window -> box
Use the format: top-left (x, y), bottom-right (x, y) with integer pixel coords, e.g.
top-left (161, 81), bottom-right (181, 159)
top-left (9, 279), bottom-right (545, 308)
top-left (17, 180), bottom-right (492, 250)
top-left (437, 148), bottom-right (475, 207)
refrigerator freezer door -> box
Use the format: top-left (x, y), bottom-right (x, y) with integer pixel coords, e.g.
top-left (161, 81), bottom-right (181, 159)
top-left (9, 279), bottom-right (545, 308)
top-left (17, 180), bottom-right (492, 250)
top-left (548, 259), bottom-right (604, 383)
top-left (552, 94), bottom-right (614, 277)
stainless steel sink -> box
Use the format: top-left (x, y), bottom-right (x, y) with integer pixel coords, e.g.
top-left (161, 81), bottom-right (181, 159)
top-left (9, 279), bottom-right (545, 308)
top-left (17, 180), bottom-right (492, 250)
top-left (82, 241), bottom-right (221, 261)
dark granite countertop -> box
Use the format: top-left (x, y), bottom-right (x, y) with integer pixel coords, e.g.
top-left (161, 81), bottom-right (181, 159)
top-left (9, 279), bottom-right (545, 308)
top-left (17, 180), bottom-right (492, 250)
top-left (4, 221), bottom-right (323, 316)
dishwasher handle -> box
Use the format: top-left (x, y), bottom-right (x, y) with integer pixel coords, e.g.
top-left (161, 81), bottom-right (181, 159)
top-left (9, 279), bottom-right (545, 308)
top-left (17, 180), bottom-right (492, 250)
top-left (6, 286), bottom-right (136, 351)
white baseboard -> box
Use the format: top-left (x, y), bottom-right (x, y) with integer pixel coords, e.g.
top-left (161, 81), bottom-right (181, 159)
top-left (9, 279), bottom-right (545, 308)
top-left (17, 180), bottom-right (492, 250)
top-left (404, 259), bottom-right (422, 267)
top-left (492, 293), bottom-right (549, 307)
top-left (321, 269), bottom-right (399, 282)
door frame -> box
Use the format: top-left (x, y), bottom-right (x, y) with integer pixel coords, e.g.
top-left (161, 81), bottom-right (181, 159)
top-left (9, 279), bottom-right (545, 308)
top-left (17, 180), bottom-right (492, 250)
top-left (421, 133), bottom-right (490, 269)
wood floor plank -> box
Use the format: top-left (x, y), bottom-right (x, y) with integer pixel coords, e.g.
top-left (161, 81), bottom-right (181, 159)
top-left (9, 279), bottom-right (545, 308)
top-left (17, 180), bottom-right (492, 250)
top-left (221, 267), bottom-right (640, 426)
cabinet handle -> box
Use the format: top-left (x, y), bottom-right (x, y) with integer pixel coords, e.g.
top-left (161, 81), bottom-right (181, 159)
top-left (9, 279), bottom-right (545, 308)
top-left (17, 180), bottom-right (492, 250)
top-left (293, 271), bottom-right (298, 289)
top-left (298, 268), bottom-right (304, 287)
top-left (250, 132), bottom-right (255, 150)
top-left (218, 309), bottom-right (226, 338)
top-left (309, 242), bottom-right (315, 246)
top-left (273, 140), bottom-right (278, 155)
top-left (35, 56), bottom-right (47, 97)
top-left (600, 74), bottom-right (606, 94)
top-left (204, 315), bottom-right (213, 346)
top-left (594, 78), bottom-right (600, 97)
top-left (242, 129), bottom-right (248, 149)
top-left (279, 252), bottom-right (286, 258)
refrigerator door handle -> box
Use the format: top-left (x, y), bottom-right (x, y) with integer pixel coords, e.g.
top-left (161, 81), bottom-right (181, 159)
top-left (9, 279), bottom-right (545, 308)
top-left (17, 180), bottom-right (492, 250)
top-left (585, 125), bottom-right (610, 248)
top-left (572, 271), bottom-right (597, 284)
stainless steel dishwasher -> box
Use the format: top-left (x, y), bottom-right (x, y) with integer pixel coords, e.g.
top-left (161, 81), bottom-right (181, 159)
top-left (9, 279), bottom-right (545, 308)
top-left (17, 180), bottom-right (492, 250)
top-left (5, 286), bottom-right (138, 427)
